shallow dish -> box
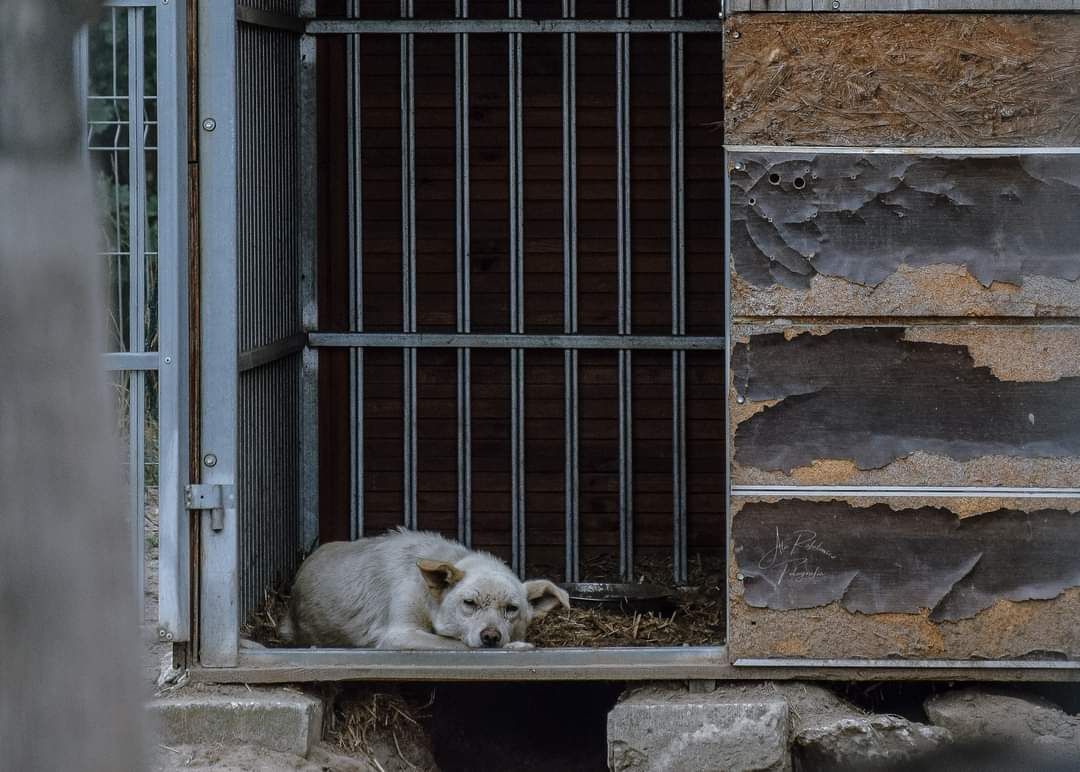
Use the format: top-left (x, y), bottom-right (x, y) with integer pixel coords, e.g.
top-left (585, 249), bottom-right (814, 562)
top-left (559, 582), bottom-right (676, 615)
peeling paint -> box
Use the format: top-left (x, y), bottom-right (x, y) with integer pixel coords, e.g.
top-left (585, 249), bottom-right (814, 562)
top-left (732, 327), bottom-right (1080, 474)
top-left (732, 500), bottom-right (1080, 622)
top-left (729, 154), bottom-right (1080, 291)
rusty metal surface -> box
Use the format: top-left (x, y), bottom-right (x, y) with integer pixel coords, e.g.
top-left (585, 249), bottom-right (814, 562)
top-left (728, 152), bottom-right (1080, 316)
top-left (730, 324), bottom-right (1080, 486)
top-left (733, 499), bottom-right (1080, 621)
top-left (729, 496), bottom-right (1080, 660)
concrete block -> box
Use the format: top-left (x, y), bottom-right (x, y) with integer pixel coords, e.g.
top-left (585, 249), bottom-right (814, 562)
top-left (794, 714), bottom-right (950, 770)
top-left (148, 687), bottom-right (324, 757)
top-left (925, 688), bottom-right (1080, 760)
top-left (607, 683), bottom-right (791, 772)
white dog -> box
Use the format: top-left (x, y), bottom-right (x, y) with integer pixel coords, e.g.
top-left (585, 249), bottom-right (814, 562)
top-left (278, 528), bottom-right (569, 650)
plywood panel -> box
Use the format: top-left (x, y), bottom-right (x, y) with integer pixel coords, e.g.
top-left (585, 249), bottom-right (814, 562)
top-left (730, 323), bottom-right (1080, 487)
top-left (728, 151), bottom-right (1080, 317)
top-left (724, 13), bottom-right (1080, 147)
top-left (729, 495), bottom-right (1080, 660)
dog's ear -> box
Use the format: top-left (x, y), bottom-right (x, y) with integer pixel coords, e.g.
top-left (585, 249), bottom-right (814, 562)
top-left (417, 559), bottom-right (465, 593)
top-left (524, 580), bottom-right (570, 618)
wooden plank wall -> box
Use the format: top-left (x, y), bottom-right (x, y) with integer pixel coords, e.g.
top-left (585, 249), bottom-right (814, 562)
top-left (725, 13), bottom-right (1080, 660)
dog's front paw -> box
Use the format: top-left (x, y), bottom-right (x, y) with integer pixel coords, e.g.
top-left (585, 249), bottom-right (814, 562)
top-left (505, 640), bottom-right (534, 650)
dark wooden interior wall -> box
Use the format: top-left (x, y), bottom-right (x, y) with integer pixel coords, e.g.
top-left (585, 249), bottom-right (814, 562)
top-left (318, 1), bottom-right (725, 579)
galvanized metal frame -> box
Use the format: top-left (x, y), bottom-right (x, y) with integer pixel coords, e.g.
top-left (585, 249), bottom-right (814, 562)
top-left (347, 0), bottom-right (364, 541)
top-left (198, 0), bottom-right (241, 667)
top-left (310, 333), bottom-right (725, 350)
top-left (306, 19), bottom-right (725, 33)
top-left (455, 0), bottom-right (474, 547)
top-left (401, 0), bottom-right (419, 533)
top-left (509, 0), bottom-right (527, 576)
top-left (562, 0), bottom-right (580, 582)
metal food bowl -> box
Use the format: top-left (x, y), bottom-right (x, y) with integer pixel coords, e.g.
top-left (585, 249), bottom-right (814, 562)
top-left (560, 582), bottom-right (676, 615)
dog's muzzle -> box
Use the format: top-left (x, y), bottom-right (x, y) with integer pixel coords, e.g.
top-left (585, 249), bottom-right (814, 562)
top-left (480, 628), bottom-right (502, 648)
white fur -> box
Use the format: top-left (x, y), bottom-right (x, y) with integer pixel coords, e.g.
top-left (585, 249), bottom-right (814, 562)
top-left (278, 528), bottom-right (569, 650)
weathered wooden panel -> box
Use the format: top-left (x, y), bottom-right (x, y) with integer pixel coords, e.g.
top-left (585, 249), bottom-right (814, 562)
top-left (729, 1), bottom-right (1080, 9)
top-left (731, 324), bottom-right (1080, 486)
top-left (724, 14), bottom-right (1080, 147)
top-left (729, 495), bottom-right (1080, 660)
top-left (728, 151), bottom-right (1080, 317)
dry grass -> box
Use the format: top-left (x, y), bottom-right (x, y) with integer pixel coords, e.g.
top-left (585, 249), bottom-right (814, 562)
top-left (326, 689), bottom-right (436, 772)
top-left (244, 551), bottom-right (727, 649)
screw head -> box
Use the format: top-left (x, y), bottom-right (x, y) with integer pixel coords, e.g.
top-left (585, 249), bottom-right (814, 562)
top-left (733, 162), bottom-right (744, 171)
top-left (731, 30), bottom-right (740, 39)
top-left (736, 572), bottom-right (745, 581)
top-left (832, 0), bottom-right (840, 7)
top-left (158, 628), bottom-right (168, 639)
top-left (736, 395), bottom-right (745, 404)
top-left (202, 117), bottom-right (217, 132)
top-left (203, 453), bottom-right (218, 468)
top-left (163, 355), bottom-right (173, 365)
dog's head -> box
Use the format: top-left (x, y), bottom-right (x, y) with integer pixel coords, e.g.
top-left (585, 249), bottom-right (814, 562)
top-left (417, 554), bottom-right (569, 648)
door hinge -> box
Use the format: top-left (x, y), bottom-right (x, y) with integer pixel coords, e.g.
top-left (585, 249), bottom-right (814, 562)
top-left (185, 483), bottom-right (235, 532)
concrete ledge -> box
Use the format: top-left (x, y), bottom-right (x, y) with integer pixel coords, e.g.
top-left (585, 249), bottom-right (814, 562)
top-left (608, 683), bottom-right (791, 772)
top-left (148, 687), bottom-right (324, 757)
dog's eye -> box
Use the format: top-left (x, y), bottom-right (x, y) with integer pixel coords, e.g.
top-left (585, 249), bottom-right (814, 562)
top-left (506, 604), bottom-right (518, 615)
top-left (463, 599), bottom-right (477, 608)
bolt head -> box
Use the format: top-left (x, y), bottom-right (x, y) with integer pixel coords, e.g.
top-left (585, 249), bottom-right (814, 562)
top-left (202, 117), bottom-right (217, 132)
top-left (734, 162), bottom-right (744, 171)
top-left (203, 453), bottom-right (218, 468)
top-left (731, 30), bottom-right (740, 39)
top-left (736, 572), bottom-right (745, 581)
top-left (736, 395), bottom-right (745, 404)
top-left (832, 0), bottom-right (840, 7)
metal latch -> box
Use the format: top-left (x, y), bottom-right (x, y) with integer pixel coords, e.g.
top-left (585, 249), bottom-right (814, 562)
top-left (185, 483), bottom-right (235, 532)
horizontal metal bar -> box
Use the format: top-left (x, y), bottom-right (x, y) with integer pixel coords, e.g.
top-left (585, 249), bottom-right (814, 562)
top-left (733, 485), bottom-right (1080, 499)
top-left (309, 332), bottom-right (725, 350)
top-left (188, 647), bottom-right (1080, 683)
top-left (726, 144), bottom-right (1080, 156)
top-left (102, 351), bottom-right (159, 371)
top-left (736, 658), bottom-right (1080, 669)
top-left (103, 0), bottom-right (157, 7)
top-left (235, 4), bottom-right (307, 35)
top-left (238, 332), bottom-right (307, 373)
top-left (307, 18), bottom-right (725, 34)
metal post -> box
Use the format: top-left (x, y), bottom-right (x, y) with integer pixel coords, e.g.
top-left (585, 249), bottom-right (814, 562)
top-left (155, 0), bottom-right (191, 643)
top-left (455, 0), bottom-right (473, 546)
top-left (562, 0), bottom-right (579, 583)
top-left (347, 0), bottom-right (365, 539)
top-left (670, 0), bottom-right (688, 584)
top-left (127, 6), bottom-right (147, 620)
top-left (616, 0), bottom-right (633, 581)
top-left (197, 0), bottom-right (240, 667)
top-left (509, 0), bottom-right (526, 576)
top-left (401, 0), bottom-right (418, 531)
top-left (300, 24), bottom-right (320, 551)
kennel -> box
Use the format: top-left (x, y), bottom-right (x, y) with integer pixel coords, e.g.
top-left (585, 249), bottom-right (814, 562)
top-left (154, 0), bottom-right (1080, 681)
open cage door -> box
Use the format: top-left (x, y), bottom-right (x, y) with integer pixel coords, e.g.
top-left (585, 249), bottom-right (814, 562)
top-left (194, 0), bottom-right (315, 667)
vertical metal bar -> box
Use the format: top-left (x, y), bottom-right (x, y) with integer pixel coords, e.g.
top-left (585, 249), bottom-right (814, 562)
top-left (508, 0), bottom-right (525, 577)
top-left (616, 0), bottom-right (633, 581)
top-left (670, 0), bottom-right (688, 584)
top-left (154, 0), bottom-right (190, 642)
top-left (401, 0), bottom-right (418, 531)
top-left (347, 0), bottom-right (365, 539)
top-left (299, 26), bottom-right (320, 551)
top-left (455, 0), bottom-right (473, 546)
top-left (561, 0), bottom-right (579, 583)
top-left (127, 7), bottom-right (147, 621)
top-left (198, 0), bottom-right (240, 667)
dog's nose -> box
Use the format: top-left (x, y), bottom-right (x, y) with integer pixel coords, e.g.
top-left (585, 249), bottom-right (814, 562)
top-left (480, 628), bottom-right (501, 648)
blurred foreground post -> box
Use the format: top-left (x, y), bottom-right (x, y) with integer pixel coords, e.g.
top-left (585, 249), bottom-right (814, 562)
top-left (0, 1), bottom-right (144, 769)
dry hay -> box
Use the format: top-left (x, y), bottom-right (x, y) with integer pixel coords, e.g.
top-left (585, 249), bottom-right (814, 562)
top-left (725, 13), bottom-right (1080, 146)
top-left (244, 552), bottom-right (727, 649)
top-left (326, 688), bottom-right (437, 772)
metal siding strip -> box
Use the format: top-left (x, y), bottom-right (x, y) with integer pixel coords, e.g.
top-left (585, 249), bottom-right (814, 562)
top-left (307, 19), bottom-right (727, 34)
top-left (401, 0), bottom-right (419, 532)
top-left (455, 0), bottom-right (473, 546)
top-left (198, 0), bottom-right (240, 667)
top-left (300, 31), bottom-right (319, 551)
top-left (670, 0), bottom-right (688, 584)
top-left (308, 332), bottom-right (726, 350)
top-left (562, 0), bottom-right (579, 582)
top-left (616, 0), bottom-right (633, 581)
top-left (509, 0), bottom-right (526, 576)
top-left (152, 0), bottom-right (189, 642)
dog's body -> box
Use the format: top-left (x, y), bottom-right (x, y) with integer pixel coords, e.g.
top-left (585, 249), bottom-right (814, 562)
top-left (279, 528), bottom-right (568, 650)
